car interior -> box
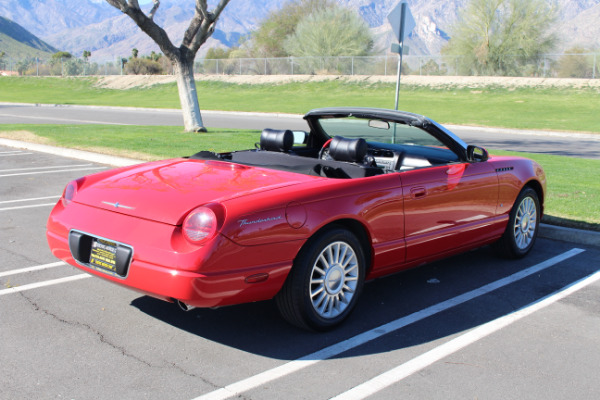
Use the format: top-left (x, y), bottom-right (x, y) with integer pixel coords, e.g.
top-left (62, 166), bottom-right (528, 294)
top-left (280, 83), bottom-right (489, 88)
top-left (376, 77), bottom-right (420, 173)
top-left (189, 125), bottom-right (461, 179)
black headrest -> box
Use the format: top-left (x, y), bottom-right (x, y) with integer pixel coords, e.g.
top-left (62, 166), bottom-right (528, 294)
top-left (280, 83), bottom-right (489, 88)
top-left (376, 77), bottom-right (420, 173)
top-left (329, 136), bottom-right (368, 163)
top-left (260, 129), bottom-right (294, 152)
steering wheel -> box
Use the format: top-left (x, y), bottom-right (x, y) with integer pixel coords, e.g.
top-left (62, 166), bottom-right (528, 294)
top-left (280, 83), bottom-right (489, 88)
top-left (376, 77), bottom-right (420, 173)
top-left (318, 138), bottom-right (333, 160)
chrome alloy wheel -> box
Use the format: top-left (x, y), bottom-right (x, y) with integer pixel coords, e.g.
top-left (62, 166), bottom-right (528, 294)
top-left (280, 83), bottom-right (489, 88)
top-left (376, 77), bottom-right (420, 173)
top-left (513, 196), bottom-right (537, 250)
top-left (309, 241), bottom-right (359, 319)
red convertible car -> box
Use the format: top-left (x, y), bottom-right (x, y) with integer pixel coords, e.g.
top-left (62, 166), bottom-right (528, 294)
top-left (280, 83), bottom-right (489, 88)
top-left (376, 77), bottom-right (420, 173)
top-left (47, 108), bottom-right (545, 330)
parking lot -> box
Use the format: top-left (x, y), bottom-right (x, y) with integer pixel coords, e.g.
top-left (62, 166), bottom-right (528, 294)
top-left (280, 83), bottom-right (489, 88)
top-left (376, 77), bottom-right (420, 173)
top-left (1, 143), bottom-right (599, 400)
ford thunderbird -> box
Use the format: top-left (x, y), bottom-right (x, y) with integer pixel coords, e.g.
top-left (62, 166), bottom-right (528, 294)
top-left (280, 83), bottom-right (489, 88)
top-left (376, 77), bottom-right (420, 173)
top-left (47, 107), bottom-right (545, 330)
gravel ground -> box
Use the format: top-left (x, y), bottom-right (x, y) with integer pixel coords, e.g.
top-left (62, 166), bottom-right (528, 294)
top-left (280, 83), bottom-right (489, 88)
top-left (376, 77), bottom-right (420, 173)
top-left (95, 74), bottom-right (600, 90)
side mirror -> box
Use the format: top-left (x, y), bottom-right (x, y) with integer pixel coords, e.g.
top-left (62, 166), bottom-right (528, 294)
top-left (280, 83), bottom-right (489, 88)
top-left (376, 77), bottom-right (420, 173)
top-left (466, 145), bottom-right (489, 162)
top-left (292, 130), bottom-right (308, 145)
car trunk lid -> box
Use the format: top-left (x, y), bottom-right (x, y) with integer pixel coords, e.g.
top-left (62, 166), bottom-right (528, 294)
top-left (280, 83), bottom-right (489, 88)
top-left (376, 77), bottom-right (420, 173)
top-left (73, 158), bottom-right (317, 225)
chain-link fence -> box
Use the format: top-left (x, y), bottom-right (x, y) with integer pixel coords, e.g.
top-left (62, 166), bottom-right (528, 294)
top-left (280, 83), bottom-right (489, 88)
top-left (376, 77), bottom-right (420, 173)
top-left (1, 53), bottom-right (598, 79)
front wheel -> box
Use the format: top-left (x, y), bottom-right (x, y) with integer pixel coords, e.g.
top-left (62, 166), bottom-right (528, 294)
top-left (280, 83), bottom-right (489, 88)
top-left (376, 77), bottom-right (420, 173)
top-left (276, 227), bottom-right (366, 331)
top-left (493, 187), bottom-right (540, 258)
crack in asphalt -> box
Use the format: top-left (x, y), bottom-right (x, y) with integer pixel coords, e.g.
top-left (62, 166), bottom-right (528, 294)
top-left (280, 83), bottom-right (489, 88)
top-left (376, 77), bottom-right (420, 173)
top-left (0, 245), bottom-right (46, 267)
top-left (18, 291), bottom-right (223, 392)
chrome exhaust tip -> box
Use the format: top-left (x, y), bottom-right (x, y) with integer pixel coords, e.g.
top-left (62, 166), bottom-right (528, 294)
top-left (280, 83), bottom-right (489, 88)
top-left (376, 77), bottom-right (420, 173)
top-left (177, 300), bottom-right (195, 312)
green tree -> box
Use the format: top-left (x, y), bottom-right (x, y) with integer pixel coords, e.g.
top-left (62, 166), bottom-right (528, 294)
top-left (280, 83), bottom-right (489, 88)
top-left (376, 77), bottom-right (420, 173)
top-left (149, 51), bottom-right (162, 61)
top-left (202, 47), bottom-right (238, 74)
top-left (17, 59), bottom-right (32, 75)
top-left (65, 59), bottom-right (84, 76)
top-left (241, 0), bottom-right (336, 58)
top-left (82, 50), bottom-right (92, 61)
top-left (49, 52), bottom-right (73, 76)
top-left (205, 47), bottom-right (234, 59)
top-left (284, 5), bottom-right (373, 57)
top-left (52, 51), bottom-right (73, 61)
top-left (283, 5), bottom-right (374, 73)
top-left (443, 0), bottom-right (557, 76)
top-left (557, 47), bottom-right (592, 78)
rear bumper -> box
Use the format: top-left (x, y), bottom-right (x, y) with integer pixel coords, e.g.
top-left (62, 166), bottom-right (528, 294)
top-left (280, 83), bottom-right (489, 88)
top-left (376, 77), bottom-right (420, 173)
top-left (48, 229), bottom-right (293, 308)
top-left (46, 202), bottom-right (299, 308)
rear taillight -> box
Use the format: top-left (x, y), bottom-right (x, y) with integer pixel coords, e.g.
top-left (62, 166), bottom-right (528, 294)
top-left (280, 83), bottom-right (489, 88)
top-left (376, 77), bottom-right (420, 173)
top-left (62, 181), bottom-right (78, 207)
top-left (183, 206), bottom-right (218, 244)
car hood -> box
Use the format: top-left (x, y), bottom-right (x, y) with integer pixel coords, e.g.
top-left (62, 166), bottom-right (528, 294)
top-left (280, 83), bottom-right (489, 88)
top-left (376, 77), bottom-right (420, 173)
top-left (73, 158), bottom-right (317, 225)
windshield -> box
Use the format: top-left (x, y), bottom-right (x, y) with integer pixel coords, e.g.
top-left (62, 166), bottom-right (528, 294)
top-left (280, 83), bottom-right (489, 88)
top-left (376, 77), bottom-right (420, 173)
top-left (317, 117), bottom-right (449, 148)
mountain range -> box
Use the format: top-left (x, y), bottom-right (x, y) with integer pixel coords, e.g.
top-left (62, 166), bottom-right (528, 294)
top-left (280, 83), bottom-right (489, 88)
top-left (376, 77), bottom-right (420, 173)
top-left (0, 15), bottom-right (58, 59)
top-left (0, 0), bottom-right (599, 61)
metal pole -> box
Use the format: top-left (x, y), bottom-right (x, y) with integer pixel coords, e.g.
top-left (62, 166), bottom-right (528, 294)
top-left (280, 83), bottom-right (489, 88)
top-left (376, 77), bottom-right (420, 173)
top-left (393, 45), bottom-right (405, 145)
top-left (394, 46), bottom-right (404, 111)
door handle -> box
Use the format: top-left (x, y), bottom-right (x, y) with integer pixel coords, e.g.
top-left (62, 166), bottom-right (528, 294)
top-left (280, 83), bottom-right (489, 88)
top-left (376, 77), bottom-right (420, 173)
top-left (410, 186), bottom-right (426, 199)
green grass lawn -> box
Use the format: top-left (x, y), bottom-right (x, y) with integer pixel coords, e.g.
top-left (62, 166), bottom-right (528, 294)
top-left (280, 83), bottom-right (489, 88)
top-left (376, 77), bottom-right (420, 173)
top-left (491, 150), bottom-right (600, 230)
top-left (0, 124), bottom-right (260, 158)
top-left (1, 77), bottom-right (599, 133)
top-left (1, 124), bottom-right (598, 230)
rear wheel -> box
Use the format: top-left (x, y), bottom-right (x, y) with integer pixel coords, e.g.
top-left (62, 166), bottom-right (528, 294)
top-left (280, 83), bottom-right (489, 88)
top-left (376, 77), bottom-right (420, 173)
top-left (276, 227), bottom-right (366, 331)
top-left (493, 187), bottom-right (540, 258)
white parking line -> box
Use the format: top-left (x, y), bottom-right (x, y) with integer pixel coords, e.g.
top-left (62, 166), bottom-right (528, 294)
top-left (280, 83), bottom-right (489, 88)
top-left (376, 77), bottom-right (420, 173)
top-left (194, 248), bottom-right (585, 400)
top-left (0, 164), bottom-right (93, 173)
top-left (0, 203), bottom-right (57, 211)
top-left (332, 267), bottom-right (600, 400)
top-left (0, 151), bottom-right (24, 154)
top-left (0, 166), bottom-right (106, 178)
top-left (0, 274), bottom-right (90, 296)
top-left (0, 261), bottom-right (66, 278)
top-left (0, 195), bottom-right (60, 205)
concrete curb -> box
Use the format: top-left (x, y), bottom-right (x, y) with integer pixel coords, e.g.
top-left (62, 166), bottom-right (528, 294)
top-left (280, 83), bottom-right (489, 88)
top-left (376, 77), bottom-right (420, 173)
top-left (1, 138), bottom-right (598, 248)
top-left (0, 138), bottom-right (141, 167)
top-left (539, 223), bottom-right (600, 249)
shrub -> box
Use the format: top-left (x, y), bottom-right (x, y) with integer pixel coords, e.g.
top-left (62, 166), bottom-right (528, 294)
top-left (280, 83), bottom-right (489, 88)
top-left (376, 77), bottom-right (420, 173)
top-left (125, 58), bottom-right (164, 75)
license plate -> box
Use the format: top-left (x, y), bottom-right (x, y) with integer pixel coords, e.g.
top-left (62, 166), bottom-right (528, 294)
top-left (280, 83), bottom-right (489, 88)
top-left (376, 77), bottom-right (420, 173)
top-left (89, 238), bottom-right (118, 273)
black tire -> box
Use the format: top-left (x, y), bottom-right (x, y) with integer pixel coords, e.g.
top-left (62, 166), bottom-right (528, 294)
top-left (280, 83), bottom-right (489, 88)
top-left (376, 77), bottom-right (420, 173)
top-left (275, 227), bottom-right (366, 331)
top-left (493, 187), bottom-right (540, 259)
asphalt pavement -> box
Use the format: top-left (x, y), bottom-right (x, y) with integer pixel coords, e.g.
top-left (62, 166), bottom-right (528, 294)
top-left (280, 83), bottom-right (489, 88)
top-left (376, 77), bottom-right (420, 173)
top-left (1, 102), bottom-right (599, 159)
top-left (1, 142), bottom-right (599, 400)
top-left (1, 103), bottom-right (599, 399)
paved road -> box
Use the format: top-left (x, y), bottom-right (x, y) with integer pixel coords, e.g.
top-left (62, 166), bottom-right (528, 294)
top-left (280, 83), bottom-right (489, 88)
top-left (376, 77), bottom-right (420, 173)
top-left (1, 103), bottom-right (599, 159)
top-left (1, 145), bottom-right (599, 399)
